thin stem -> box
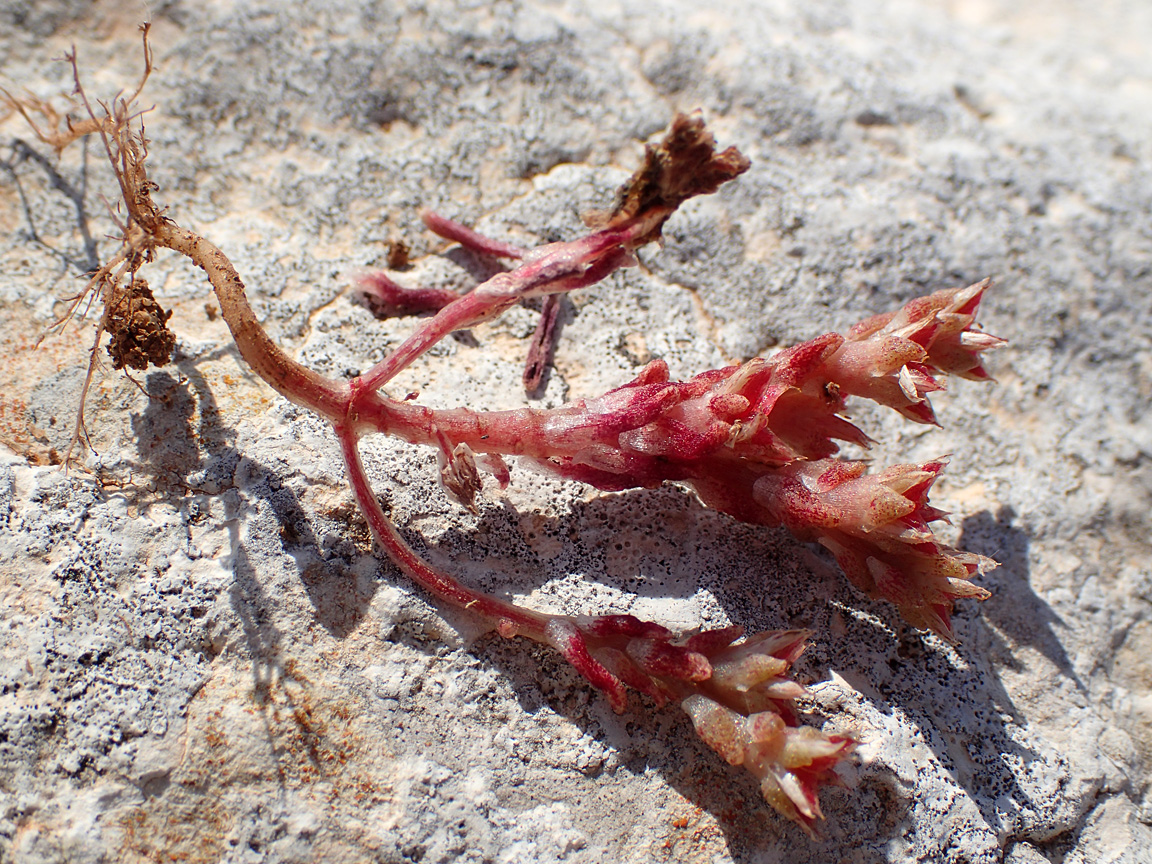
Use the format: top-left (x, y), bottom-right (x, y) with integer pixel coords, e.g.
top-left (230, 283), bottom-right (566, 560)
top-left (336, 423), bottom-right (549, 641)
top-left (351, 289), bottom-right (512, 394)
top-left (153, 223), bottom-right (350, 422)
top-left (523, 294), bottom-right (563, 394)
top-left (421, 210), bottom-right (526, 259)
top-left (351, 229), bottom-right (636, 394)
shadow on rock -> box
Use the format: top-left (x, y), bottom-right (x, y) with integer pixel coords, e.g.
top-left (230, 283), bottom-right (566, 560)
top-left (133, 359), bottom-right (1031, 858)
top-left (176, 350), bottom-right (381, 639)
top-left (422, 483), bottom-right (717, 607)
top-left (792, 506), bottom-right (1083, 851)
top-left (374, 484), bottom-right (910, 859)
top-left (960, 506), bottom-right (1081, 689)
top-left (131, 371), bottom-right (201, 484)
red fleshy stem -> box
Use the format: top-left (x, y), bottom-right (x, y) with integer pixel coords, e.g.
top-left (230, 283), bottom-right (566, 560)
top-left (75, 99), bottom-right (989, 833)
top-left (355, 271), bottom-right (459, 317)
top-left (523, 294), bottom-right (562, 393)
top-left (341, 421), bottom-right (853, 834)
top-left (343, 275), bottom-right (1002, 637)
top-left (351, 228), bottom-right (638, 393)
top-left (338, 424), bottom-right (549, 640)
top-left (421, 209), bottom-right (527, 259)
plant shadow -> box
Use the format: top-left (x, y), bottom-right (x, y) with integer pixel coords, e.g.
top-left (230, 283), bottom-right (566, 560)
top-left (125, 360), bottom-right (1066, 860)
top-left (350, 480), bottom-right (1077, 859)
top-left (368, 482), bottom-right (915, 859)
top-left (959, 506), bottom-right (1081, 690)
top-left (145, 352), bottom-right (384, 641)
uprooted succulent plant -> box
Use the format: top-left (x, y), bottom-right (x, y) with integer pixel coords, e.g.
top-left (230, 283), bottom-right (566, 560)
top-left (7, 30), bottom-right (1003, 833)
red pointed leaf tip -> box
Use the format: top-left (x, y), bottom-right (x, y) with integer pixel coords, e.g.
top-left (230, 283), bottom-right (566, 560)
top-left (917, 279), bottom-right (1007, 379)
top-left (681, 694), bottom-right (856, 833)
top-left (828, 278), bottom-right (1004, 420)
top-left (753, 459), bottom-right (993, 637)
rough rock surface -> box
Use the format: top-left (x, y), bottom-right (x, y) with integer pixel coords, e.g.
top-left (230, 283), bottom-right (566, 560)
top-left (1, 1), bottom-right (1150, 862)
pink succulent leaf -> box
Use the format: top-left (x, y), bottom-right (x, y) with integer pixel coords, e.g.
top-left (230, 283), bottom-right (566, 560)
top-left (709, 652), bottom-right (790, 693)
top-left (701, 630), bottom-right (812, 719)
top-left (544, 618), bottom-right (629, 713)
top-left (823, 334), bottom-right (943, 424)
top-left (595, 647), bottom-right (680, 706)
top-left (554, 616), bottom-right (853, 833)
top-left (752, 459), bottom-right (994, 640)
top-left (532, 451), bottom-right (678, 492)
top-left (421, 209), bottom-right (527, 259)
top-left (623, 357), bottom-right (673, 386)
top-left (765, 332), bottom-right (846, 387)
top-left (626, 639), bottom-right (713, 682)
top-left (681, 695), bottom-right (855, 836)
top-left (683, 624), bottom-right (745, 654)
top-left (754, 722), bottom-right (857, 836)
top-left (355, 271), bottom-right (460, 317)
top-left (743, 389), bottom-right (873, 461)
top-left (583, 382), bottom-right (698, 438)
top-left (907, 279), bottom-right (1006, 379)
top-left (710, 628), bottom-right (809, 672)
top-left (841, 278), bottom-right (1005, 393)
top-left (574, 613), bottom-right (674, 640)
top-left (474, 452), bottom-right (511, 488)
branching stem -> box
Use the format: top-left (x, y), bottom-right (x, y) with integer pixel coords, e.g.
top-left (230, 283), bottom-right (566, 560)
top-left (11, 42), bottom-right (1001, 828)
top-left (152, 223), bottom-right (349, 420)
top-left (337, 424), bottom-right (549, 640)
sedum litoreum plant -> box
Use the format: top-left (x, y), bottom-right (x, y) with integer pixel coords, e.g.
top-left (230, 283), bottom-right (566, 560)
top-left (8, 31), bottom-right (1004, 835)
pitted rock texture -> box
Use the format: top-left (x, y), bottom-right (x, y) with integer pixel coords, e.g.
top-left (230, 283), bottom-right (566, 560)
top-left (1, 1), bottom-right (1150, 862)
